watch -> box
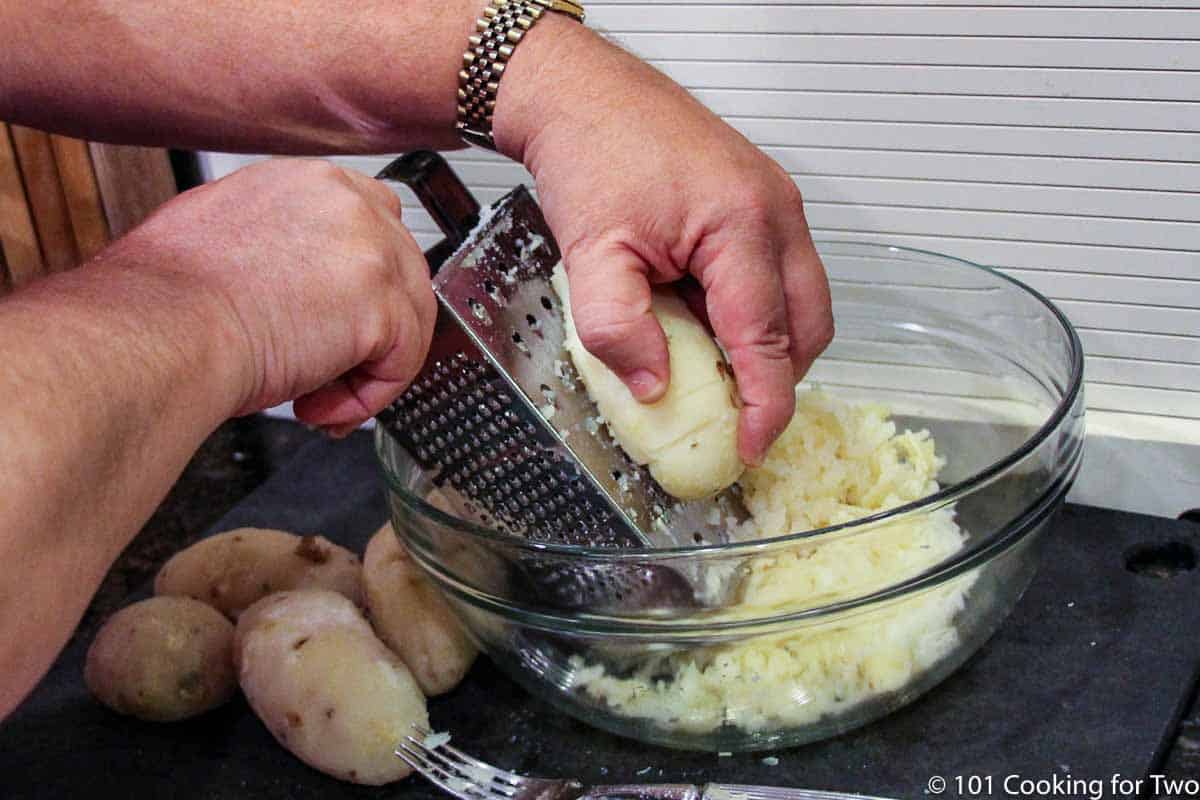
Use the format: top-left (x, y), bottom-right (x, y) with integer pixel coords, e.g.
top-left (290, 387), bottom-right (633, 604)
top-left (456, 0), bottom-right (586, 150)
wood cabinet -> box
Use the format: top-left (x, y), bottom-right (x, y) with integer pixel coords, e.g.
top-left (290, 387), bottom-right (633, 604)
top-left (0, 124), bottom-right (177, 293)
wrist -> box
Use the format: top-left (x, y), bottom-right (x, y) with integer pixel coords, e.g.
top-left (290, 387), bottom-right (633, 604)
top-left (489, 9), bottom-right (602, 166)
top-left (81, 240), bottom-right (252, 427)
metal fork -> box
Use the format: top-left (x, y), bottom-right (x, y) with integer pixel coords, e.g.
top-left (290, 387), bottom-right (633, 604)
top-left (395, 728), bottom-right (897, 800)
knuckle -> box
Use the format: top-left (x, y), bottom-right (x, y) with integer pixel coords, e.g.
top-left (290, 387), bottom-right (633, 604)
top-left (797, 310), bottom-right (835, 356)
top-left (561, 228), bottom-right (631, 269)
top-left (780, 179), bottom-right (806, 216)
top-left (369, 192), bottom-right (404, 228)
top-left (749, 328), bottom-right (794, 363)
top-left (368, 246), bottom-right (403, 287)
top-left (765, 386), bottom-right (797, 419)
top-left (337, 183), bottom-right (379, 220)
top-left (341, 243), bottom-right (393, 291)
top-left (575, 310), bottom-right (646, 360)
top-left (766, 392), bottom-right (798, 438)
top-left (284, 158), bottom-right (342, 185)
top-left (816, 313), bottom-right (835, 350)
top-left (311, 158), bottom-right (346, 181)
top-left (729, 323), bottom-right (793, 373)
top-left (415, 279), bottom-right (437, 332)
top-left (375, 184), bottom-right (404, 216)
top-left (241, 158), bottom-right (284, 178)
top-left (725, 186), bottom-right (776, 226)
top-left (721, 163), bottom-right (805, 230)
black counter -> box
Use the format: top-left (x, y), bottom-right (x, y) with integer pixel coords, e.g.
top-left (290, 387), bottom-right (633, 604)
top-left (5, 415), bottom-right (1200, 799)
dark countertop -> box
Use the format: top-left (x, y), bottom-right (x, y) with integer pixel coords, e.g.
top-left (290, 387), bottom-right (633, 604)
top-left (67, 414), bottom-right (1200, 793)
top-left (75, 415), bottom-right (316, 648)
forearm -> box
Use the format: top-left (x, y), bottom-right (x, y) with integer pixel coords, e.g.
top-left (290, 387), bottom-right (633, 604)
top-left (0, 0), bottom-right (490, 154)
top-left (0, 248), bottom-right (242, 719)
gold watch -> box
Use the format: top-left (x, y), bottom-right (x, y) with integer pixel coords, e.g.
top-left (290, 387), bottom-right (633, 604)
top-left (456, 0), bottom-right (585, 150)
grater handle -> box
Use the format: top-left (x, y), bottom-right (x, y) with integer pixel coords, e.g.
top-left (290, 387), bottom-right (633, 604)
top-left (376, 151), bottom-right (481, 272)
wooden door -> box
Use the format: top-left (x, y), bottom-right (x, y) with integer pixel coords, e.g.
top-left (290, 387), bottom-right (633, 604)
top-left (0, 124), bottom-right (177, 294)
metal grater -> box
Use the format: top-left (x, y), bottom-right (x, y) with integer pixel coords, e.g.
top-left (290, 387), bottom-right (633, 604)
top-left (375, 153), bottom-right (744, 611)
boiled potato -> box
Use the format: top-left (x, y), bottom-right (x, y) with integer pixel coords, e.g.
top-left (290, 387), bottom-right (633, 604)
top-left (235, 590), bottom-right (428, 786)
top-left (551, 263), bottom-right (744, 500)
top-left (84, 596), bottom-right (236, 722)
top-left (155, 527), bottom-right (363, 619)
top-left (363, 522), bottom-right (477, 696)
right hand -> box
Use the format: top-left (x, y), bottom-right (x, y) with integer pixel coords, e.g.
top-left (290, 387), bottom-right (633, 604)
top-left (115, 158), bottom-right (436, 434)
top-left (494, 20), bottom-right (833, 467)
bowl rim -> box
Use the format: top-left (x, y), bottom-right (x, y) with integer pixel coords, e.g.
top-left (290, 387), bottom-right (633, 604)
top-left (399, 449), bottom-right (1078, 634)
top-left (375, 240), bottom-right (1085, 561)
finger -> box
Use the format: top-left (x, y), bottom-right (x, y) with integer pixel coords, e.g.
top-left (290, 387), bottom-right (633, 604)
top-left (293, 366), bottom-right (415, 429)
top-left (292, 287), bottom-right (432, 427)
top-left (564, 241), bottom-right (670, 403)
top-left (322, 421), bottom-right (362, 440)
top-left (779, 222), bottom-right (835, 381)
top-left (295, 247), bottom-right (436, 428)
top-left (697, 239), bottom-right (796, 467)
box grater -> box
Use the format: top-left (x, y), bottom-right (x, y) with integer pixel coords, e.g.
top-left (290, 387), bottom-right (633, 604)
top-left (374, 152), bottom-right (745, 611)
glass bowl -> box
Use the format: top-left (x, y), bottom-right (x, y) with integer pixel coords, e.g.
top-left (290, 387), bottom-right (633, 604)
top-left (376, 241), bottom-right (1086, 752)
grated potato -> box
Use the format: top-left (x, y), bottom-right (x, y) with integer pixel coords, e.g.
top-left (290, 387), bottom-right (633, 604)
top-left (568, 388), bottom-right (977, 734)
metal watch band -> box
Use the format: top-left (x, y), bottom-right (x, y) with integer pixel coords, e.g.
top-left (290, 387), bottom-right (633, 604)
top-left (456, 0), bottom-right (585, 150)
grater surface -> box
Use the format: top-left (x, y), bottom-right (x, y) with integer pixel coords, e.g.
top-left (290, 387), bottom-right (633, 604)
top-left (377, 154), bottom-right (745, 610)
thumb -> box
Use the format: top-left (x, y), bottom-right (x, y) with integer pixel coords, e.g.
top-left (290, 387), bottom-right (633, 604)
top-left (563, 243), bottom-right (670, 403)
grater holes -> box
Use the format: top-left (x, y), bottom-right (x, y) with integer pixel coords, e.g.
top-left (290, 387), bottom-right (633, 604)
top-left (467, 297), bottom-right (493, 325)
top-left (511, 332), bottom-right (531, 356)
top-left (540, 296), bottom-right (553, 311)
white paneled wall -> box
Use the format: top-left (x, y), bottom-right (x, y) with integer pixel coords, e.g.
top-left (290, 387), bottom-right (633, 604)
top-left (200, 1), bottom-right (1200, 516)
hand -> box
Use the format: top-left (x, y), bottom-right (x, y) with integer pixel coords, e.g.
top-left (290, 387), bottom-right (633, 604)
top-left (495, 21), bottom-right (833, 467)
top-left (118, 159), bottom-right (436, 435)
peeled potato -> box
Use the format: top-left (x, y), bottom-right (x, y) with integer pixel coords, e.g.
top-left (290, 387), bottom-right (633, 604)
top-left (154, 527), bottom-right (363, 619)
top-left (84, 596), bottom-right (236, 722)
top-left (235, 590), bottom-right (429, 786)
top-left (363, 522), bottom-right (477, 696)
top-left (551, 263), bottom-right (744, 500)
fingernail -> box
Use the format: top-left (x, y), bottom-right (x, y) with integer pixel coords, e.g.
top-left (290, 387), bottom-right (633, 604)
top-left (625, 369), bottom-right (664, 401)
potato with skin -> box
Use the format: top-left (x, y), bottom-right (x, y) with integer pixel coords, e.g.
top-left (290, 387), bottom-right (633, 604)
top-left (235, 590), bottom-right (428, 786)
top-left (551, 263), bottom-right (744, 500)
top-left (154, 527), bottom-right (363, 619)
top-left (85, 596), bottom-right (236, 722)
top-left (363, 522), bottom-right (477, 696)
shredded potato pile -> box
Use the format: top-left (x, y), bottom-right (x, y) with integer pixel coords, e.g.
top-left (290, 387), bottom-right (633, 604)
top-left (569, 389), bottom-right (977, 734)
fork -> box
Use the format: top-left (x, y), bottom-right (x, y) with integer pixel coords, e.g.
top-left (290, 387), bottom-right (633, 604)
top-left (395, 728), bottom-right (897, 800)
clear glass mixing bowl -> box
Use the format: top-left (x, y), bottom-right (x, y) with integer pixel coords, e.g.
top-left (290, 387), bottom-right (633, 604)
top-left (377, 241), bottom-right (1086, 751)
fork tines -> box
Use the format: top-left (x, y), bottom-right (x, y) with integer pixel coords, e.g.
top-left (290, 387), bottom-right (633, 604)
top-left (396, 726), bottom-right (525, 800)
